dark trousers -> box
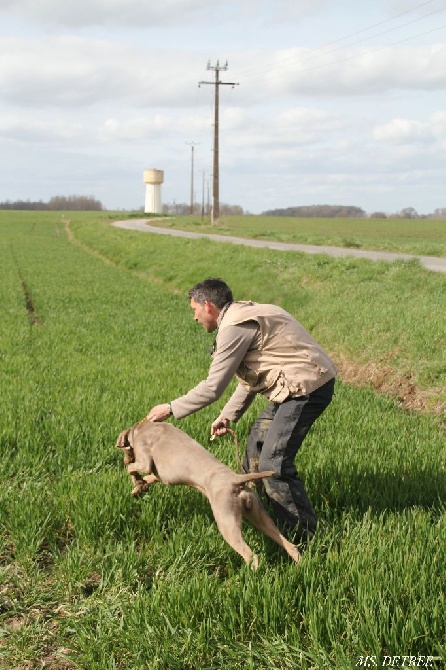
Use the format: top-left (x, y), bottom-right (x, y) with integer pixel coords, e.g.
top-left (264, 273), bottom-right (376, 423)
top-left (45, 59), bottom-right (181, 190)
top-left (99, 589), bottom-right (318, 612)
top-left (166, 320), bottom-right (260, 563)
top-left (243, 378), bottom-right (335, 542)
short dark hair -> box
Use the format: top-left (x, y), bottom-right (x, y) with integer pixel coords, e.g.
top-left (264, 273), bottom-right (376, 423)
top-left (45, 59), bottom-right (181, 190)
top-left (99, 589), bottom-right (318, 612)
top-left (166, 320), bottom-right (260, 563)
top-left (188, 278), bottom-right (233, 308)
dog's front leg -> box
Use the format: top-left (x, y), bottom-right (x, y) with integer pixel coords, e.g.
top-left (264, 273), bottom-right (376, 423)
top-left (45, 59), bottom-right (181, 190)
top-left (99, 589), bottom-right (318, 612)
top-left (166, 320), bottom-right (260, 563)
top-left (127, 464), bottom-right (159, 496)
top-left (142, 473), bottom-right (159, 486)
top-left (129, 472), bottom-right (147, 496)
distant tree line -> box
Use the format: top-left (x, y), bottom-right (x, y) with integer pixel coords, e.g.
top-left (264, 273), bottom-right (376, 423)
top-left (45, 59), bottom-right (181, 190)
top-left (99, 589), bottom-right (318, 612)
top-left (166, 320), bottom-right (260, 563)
top-left (2, 196), bottom-right (444, 219)
top-left (383, 207), bottom-right (446, 220)
top-left (0, 195), bottom-right (103, 211)
top-left (262, 205), bottom-right (366, 218)
top-left (262, 205), bottom-right (446, 219)
top-left (162, 202), bottom-right (244, 216)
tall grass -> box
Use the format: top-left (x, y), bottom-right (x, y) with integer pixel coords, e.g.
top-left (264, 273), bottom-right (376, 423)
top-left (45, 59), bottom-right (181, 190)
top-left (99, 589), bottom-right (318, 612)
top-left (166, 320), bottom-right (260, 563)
top-left (0, 212), bottom-right (444, 669)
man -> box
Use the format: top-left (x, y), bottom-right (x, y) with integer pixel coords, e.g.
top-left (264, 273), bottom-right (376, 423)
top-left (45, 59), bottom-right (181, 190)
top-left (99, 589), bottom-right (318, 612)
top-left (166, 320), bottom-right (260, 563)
top-left (147, 278), bottom-right (337, 543)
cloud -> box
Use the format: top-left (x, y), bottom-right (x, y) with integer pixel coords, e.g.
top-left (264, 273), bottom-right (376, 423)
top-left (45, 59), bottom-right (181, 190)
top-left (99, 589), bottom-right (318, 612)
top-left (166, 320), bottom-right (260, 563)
top-left (0, 0), bottom-right (212, 28)
top-left (263, 44), bottom-right (446, 96)
top-left (0, 0), bottom-right (327, 28)
top-left (431, 111), bottom-right (446, 144)
top-left (0, 36), bottom-right (204, 108)
top-left (373, 113), bottom-right (446, 145)
top-left (0, 114), bottom-right (85, 144)
top-left (98, 112), bottom-right (210, 143)
top-left (373, 118), bottom-right (433, 144)
top-left (223, 107), bottom-right (346, 155)
top-left (1, 33), bottom-right (445, 116)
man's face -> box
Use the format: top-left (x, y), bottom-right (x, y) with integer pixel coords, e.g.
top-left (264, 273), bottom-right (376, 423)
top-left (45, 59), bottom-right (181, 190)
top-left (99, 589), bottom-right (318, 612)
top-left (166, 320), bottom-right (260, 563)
top-left (190, 298), bottom-right (218, 333)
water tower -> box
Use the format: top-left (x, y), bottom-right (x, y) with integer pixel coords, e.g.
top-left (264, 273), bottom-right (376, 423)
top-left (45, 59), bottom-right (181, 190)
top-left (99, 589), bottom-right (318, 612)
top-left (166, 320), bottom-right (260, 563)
top-left (143, 168), bottom-right (164, 214)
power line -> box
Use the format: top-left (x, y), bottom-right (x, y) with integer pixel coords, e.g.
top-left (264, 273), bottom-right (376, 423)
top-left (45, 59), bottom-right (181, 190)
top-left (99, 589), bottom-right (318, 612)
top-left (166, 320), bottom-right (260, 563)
top-left (232, 20), bottom-right (445, 91)
top-left (282, 22), bottom-right (446, 79)
top-left (235, 1), bottom-right (446, 81)
top-left (294, 5), bottom-right (446, 66)
top-left (301, 0), bottom-right (443, 56)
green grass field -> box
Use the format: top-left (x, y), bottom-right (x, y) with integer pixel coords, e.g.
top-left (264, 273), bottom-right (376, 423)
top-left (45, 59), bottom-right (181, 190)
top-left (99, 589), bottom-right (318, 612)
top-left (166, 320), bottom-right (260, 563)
top-left (0, 211), bottom-right (444, 669)
top-left (140, 212), bottom-right (446, 257)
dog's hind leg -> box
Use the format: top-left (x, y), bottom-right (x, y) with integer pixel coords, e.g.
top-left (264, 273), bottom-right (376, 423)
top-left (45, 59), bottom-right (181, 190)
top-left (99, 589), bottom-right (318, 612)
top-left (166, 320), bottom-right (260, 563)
top-left (210, 502), bottom-right (259, 569)
top-left (241, 491), bottom-right (301, 563)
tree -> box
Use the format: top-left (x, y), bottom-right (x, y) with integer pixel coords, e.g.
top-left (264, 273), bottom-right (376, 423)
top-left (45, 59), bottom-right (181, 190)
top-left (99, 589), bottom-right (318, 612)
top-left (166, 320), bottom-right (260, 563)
top-left (400, 207), bottom-right (418, 219)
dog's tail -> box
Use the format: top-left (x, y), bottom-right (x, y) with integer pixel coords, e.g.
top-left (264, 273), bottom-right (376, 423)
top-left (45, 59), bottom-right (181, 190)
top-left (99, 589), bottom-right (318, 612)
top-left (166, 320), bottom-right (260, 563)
top-left (235, 470), bottom-right (274, 484)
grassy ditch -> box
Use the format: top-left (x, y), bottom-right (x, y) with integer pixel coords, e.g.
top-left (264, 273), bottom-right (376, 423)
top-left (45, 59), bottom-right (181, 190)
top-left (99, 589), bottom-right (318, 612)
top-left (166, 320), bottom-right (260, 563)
top-left (0, 211), bottom-right (445, 669)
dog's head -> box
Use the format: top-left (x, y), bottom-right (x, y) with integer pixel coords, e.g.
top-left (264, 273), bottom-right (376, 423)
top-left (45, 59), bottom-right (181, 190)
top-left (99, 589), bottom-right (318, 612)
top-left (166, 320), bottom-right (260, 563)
top-left (115, 428), bottom-right (135, 466)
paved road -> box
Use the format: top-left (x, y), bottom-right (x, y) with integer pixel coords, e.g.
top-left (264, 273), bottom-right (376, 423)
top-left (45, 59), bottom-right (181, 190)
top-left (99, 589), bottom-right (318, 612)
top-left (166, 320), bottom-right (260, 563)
top-left (113, 219), bottom-right (446, 274)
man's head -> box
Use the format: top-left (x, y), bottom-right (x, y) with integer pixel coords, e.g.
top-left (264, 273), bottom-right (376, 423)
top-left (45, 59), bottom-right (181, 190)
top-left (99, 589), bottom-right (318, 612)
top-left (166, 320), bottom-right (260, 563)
top-left (188, 278), bottom-right (233, 333)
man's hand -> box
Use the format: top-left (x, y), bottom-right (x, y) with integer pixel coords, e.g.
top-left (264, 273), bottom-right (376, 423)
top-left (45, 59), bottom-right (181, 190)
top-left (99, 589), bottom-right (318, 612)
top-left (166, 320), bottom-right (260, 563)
top-left (146, 403), bottom-right (172, 422)
top-left (211, 417), bottom-right (231, 438)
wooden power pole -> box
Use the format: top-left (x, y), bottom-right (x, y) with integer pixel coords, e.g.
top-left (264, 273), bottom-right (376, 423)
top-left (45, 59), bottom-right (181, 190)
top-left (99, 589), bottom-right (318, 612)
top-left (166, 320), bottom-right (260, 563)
top-left (199, 60), bottom-right (238, 223)
top-left (186, 141), bottom-right (199, 215)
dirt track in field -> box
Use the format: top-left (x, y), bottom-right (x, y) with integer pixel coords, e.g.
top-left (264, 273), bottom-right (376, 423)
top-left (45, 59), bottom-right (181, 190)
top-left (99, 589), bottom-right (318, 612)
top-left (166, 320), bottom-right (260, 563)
top-left (113, 219), bottom-right (446, 274)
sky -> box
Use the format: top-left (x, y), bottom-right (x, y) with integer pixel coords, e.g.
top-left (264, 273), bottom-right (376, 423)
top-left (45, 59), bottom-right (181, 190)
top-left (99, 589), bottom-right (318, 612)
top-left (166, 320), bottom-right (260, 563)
top-left (0, 0), bottom-right (445, 215)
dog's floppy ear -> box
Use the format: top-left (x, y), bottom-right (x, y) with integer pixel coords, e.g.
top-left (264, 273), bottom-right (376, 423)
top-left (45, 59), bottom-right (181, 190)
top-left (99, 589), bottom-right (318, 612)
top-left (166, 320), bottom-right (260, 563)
top-left (116, 428), bottom-right (132, 449)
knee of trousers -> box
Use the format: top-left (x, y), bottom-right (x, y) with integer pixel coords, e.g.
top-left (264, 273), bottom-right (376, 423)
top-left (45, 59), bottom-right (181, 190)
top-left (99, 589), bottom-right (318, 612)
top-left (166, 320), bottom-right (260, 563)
top-left (258, 451), bottom-right (296, 478)
top-left (258, 451), bottom-right (279, 476)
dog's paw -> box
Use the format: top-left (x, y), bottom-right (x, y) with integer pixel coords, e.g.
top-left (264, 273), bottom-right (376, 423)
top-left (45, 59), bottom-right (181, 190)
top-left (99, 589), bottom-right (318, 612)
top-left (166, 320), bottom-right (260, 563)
top-left (131, 481), bottom-right (149, 496)
top-left (249, 554), bottom-right (259, 570)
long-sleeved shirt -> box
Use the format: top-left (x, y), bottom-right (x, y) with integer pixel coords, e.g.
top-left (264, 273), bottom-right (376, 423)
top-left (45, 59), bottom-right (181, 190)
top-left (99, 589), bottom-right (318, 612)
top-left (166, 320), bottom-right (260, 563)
top-left (170, 320), bottom-right (260, 420)
top-left (170, 301), bottom-right (336, 422)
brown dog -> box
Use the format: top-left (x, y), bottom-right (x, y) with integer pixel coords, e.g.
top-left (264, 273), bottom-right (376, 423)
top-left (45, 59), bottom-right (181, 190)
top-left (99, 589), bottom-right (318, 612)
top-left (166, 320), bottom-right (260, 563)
top-left (116, 420), bottom-right (301, 568)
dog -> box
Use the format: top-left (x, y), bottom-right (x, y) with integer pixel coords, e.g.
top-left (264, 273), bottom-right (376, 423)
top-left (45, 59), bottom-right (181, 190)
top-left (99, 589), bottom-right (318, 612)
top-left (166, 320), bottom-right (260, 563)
top-left (116, 420), bottom-right (301, 568)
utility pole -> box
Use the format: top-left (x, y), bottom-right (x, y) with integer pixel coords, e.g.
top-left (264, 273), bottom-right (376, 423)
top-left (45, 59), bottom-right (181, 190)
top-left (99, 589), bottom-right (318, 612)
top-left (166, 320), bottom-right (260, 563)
top-left (201, 171), bottom-right (205, 220)
top-left (199, 60), bottom-right (238, 223)
top-left (186, 141), bottom-right (199, 215)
